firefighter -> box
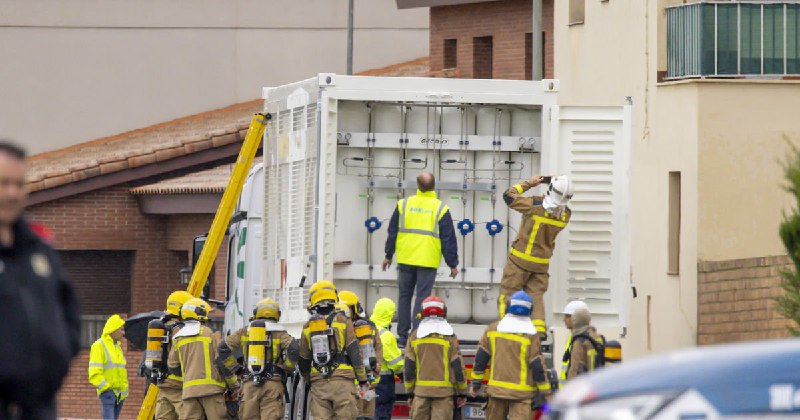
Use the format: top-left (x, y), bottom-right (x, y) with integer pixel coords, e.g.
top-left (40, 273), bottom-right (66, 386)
top-left (339, 290), bottom-right (383, 420)
top-left (470, 291), bottom-right (551, 420)
top-left (498, 175), bottom-right (574, 336)
top-left (216, 298), bottom-right (299, 420)
top-left (153, 290), bottom-right (194, 420)
top-left (88, 314), bottom-right (128, 420)
top-left (369, 298), bottom-right (404, 420)
top-left (298, 280), bottom-right (370, 420)
top-left (564, 308), bottom-right (603, 380)
top-left (167, 298), bottom-right (229, 420)
top-left (403, 296), bottom-right (467, 420)
top-left (559, 300), bottom-right (588, 382)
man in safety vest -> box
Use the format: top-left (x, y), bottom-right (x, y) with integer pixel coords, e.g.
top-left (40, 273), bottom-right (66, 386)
top-left (383, 172), bottom-right (459, 346)
top-left (154, 290), bottom-right (194, 420)
top-left (564, 308), bottom-right (603, 380)
top-left (370, 298), bottom-right (405, 420)
top-left (339, 291), bottom-right (383, 420)
top-left (403, 296), bottom-right (467, 420)
top-left (499, 175), bottom-right (574, 336)
top-left (88, 314), bottom-right (128, 420)
top-left (216, 298), bottom-right (298, 420)
top-left (167, 298), bottom-right (229, 420)
top-left (298, 281), bottom-right (370, 420)
top-left (559, 300), bottom-right (588, 382)
top-left (470, 291), bottom-right (551, 420)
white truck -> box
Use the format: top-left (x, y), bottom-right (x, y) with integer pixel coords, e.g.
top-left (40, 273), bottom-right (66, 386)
top-left (217, 74), bottom-right (633, 419)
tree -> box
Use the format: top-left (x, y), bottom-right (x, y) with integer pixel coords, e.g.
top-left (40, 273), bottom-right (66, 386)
top-left (777, 145), bottom-right (800, 336)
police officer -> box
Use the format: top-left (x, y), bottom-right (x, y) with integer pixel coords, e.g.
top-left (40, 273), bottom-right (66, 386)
top-left (370, 298), bottom-right (404, 420)
top-left (0, 141), bottom-right (80, 420)
top-left (470, 291), bottom-right (551, 420)
top-left (382, 172), bottom-right (459, 346)
top-left (168, 298), bottom-right (229, 419)
top-left (404, 296), bottom-right (467, 420)
top-left (339, 291), bottom-right (383, 420)
top-left (217, 298), bottom-right (298, 420)
top-left (298, 281), bottom-right (370, 420)
top-left (499, 175), bottom-right (574, 336)
top-left (154, 291), bottom-right (194, 420)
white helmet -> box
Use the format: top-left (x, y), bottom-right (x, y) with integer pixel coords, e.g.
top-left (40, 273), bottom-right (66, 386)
top-left (544, 175), bottom-right (574, 208)
top-left (563, 300), bottom-right (589, 316)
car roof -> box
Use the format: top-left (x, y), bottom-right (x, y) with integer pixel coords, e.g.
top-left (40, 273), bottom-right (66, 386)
top-left (579, 338), bottom-right (800, 414)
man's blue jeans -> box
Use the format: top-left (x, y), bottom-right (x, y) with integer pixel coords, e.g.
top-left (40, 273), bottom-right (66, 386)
top-left (99, 390), bottom-right (123, 419)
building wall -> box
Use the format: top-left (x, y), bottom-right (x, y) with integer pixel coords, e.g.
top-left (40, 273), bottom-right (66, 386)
top-left (0, 0), bottom-right (429, 155)
top-left (429, 0), bottom-right (554, 79)
top-left (25, 184), bottom-right (228, 418)
top-left (698, 256), bottom-right (792, 344)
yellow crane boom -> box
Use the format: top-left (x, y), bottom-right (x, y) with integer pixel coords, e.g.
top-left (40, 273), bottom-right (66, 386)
top-left (137, 112), bottom-right (270, 420)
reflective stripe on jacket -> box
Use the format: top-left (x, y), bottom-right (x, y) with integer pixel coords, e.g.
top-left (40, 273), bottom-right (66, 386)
top-left (403, 330), bottom-right (467, 398)
top-left (370, 298), bottom-right (404, 375)
top-left (298, 312), bottom-right (368, 383)
top-left (87, 315), bottom-right (128, 399)
top-left (168, 325), bottom-right (226, 399)
top-left (396, 190), bottom-right (448, 268)
top-left (503, 180), bottom-right (570, 272)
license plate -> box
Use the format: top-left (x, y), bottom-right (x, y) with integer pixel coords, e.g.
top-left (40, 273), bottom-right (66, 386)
top-left (464, 404), bottom-right (485, 419)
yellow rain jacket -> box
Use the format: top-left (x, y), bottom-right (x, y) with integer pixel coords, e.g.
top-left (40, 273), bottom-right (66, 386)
top-left (370, 298), bottom-right (404, 376)
top-left (88, 314), bottom-right (128, 400)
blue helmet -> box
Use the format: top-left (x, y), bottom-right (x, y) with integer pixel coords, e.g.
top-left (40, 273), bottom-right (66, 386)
top-left (507, 291), bottom-right (533, 316)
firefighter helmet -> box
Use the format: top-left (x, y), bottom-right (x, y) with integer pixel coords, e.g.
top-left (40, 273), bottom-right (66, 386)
top-left (420, 295), bottom-right (447, 318)
top-left (507, 291), bottom-right (533, 316)
top-left (309, 280), bottom-right (338, 307)
top-left (181, 298), bottom-right (211, 321)
top-left (544, 175), bottom-right (574, 208)
top-left (563, 300), bottom-right (589, 316)
top-left (253, 298), bottom-right (281, 321)
top-left (165, 290), bottom-right (193, 317)
top-left (338, 290), bottom-right (364, 318)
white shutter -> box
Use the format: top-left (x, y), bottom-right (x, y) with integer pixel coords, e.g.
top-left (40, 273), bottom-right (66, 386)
top-left (547, 105), bottom-right (632, 328)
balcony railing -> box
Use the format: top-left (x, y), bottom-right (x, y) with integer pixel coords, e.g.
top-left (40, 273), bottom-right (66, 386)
top-left (667, 1), bottom-right (800, 79)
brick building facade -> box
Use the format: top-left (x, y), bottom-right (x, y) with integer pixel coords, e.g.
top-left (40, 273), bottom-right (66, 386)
top-left (428, 0), bottom-right (554, 80)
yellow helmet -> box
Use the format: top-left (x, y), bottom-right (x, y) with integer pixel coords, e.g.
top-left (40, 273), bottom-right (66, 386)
top-left (181, 298), bottom-right (211, 321)
top-left (165, 291), bottom-right (194, 317)
top-left (338, 290), bottom-right (364, 318)
top-left (335, 301), bottom-right (351, 318)
top-left (253, 298), bottom-right (281, 320)
top-left (308, 280), bottom-right (338, 307)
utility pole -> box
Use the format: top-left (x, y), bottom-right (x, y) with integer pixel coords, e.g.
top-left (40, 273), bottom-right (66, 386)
top-left (347, 0), bottom-right (354, 75)
top-left (531, 0), bottom-right (542, 80)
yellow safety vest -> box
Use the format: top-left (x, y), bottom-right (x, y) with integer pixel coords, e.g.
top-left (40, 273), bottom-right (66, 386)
top-left (559, 333), bottom-right (571, 382)
top-left (396, 190), bottom-right (448, 268)
top-left (378, 328), bottom-right (405, 375)
top-left (88, 336), bottom-right (129, 399)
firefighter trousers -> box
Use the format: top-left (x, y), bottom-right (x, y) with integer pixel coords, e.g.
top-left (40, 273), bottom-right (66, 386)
top-left (410, 396), bottom-right (453, 420)
top-left (154, 386), bottom-right (182, 420)
top-left (498, 258), bottom-right (549, 333)
top-left (485, 397), bottom-right (531, 420)
top-left (309, 378), bottom-right (358, 420)
top-left (179, 393), bottom-right (227, 420)
top-left (240, 380), bottom-right (284, 420)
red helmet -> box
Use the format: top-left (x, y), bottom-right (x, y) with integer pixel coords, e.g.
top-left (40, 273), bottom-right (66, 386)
top-left (420, 296), bottom-right (447, 318)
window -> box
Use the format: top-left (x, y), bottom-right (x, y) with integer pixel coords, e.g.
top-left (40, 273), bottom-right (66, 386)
top-left (668, 172), bottom-right (681, 275)
top-left (569, 0), bottom-right (585, 25)
top-left (444, 38), bottom-right (457, 69)
top-left (667, 2), bottom-right (800, 78)
top-left (60, 250), bottom-right (133, 314)
top-left (473, 36), bottom-right (493, 79)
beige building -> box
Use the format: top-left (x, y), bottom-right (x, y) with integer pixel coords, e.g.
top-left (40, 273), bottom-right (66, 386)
top-left (553, 0), bottom-right (799, 358)
top-left (0, 0), bottom-right (428, 154)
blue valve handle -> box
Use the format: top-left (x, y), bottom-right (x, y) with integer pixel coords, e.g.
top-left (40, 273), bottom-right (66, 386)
top-left (364, 216), bottom-right (382, 233)
top-left (485, 219), bottom-right (503, 236)
top-left (457, 219), bottom-right (475, 236)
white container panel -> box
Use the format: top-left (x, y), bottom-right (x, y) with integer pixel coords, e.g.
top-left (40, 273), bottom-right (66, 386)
top-left (510, 108), bottom-right (542, 138)
top-left (373, 103), bottom-right (403, 134)
top-left (338, 101), bottom-right (369, 133)
top-left (366, 283), bottom-right (400, 313)
top-left (433, 287), bottom-right (471, 324)
top-left (475, 107), bottom-right (511, 136)
top-left (472, 285), bottom-right (501, 324)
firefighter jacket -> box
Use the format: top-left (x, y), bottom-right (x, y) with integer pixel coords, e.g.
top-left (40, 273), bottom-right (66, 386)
top-left (403, 326), bottom-right (467, 398)
top-left (167, 322), bottom-right (226, 399)
top-left (298, 311), bottom-right (369, 384)
top-left (565, 325), bottom-right (601, 380)
top-left (472, 319), bottom-right (551, 401)
top-left (385, 189), bottom-right (459, 269)
top-left (370, 299), bottom-right (405, 376)
top-left (88, 315), bottom-right (128, 400)
top-left (159, 318), bottom-right (184, 390)
top-left (559, 332), bottom-right (571, 382)
top-left (217, 322), bottom-right (298, 383)
top-left (503, 180), bottom-right (571, 273)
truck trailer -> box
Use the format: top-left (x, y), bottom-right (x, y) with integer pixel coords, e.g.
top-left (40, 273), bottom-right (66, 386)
top-left (217, 74), bottom-right (633, 419)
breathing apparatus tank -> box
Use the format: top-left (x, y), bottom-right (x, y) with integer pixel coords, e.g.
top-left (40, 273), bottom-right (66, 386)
top-left (309, 314), bottom-right (336, 377)
top-left (354, 319), bottom-right (377, 379)
top-left (247, 319), bottom-right (273, 385)
top-left (145, 318), bottom-right (169, 383)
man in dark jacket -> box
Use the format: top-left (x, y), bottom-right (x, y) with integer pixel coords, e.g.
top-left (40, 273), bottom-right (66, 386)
top-left (382, 172), bottom-right (458, 346)
top-left (0, 141), bottom-right (81, 419)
